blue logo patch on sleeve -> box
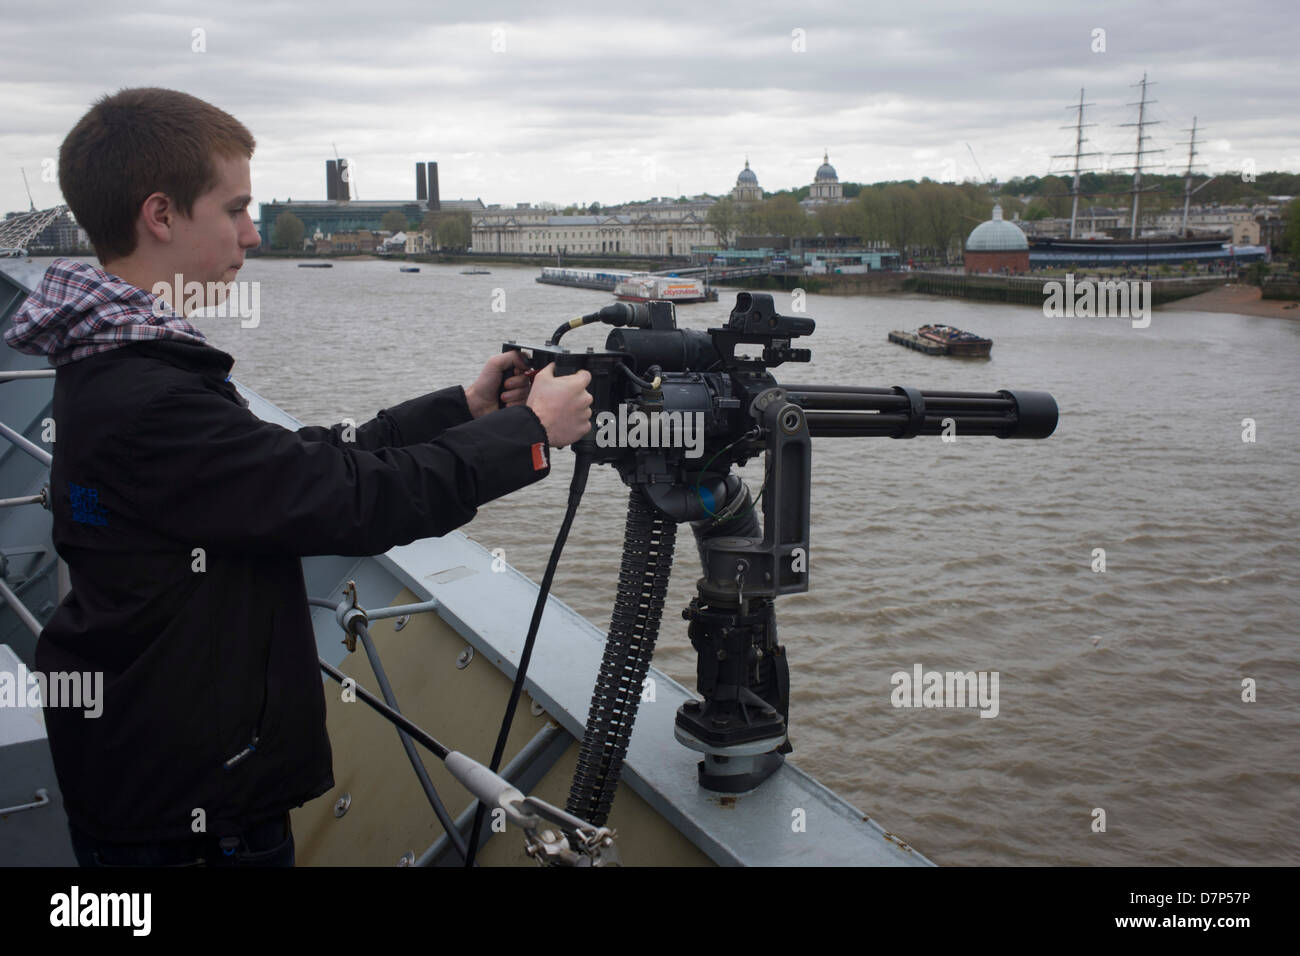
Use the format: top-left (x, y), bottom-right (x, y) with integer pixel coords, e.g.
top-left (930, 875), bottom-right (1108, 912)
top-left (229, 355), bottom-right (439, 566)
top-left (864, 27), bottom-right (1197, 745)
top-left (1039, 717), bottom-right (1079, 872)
top-left (69, 482), bottom-right (109, 526)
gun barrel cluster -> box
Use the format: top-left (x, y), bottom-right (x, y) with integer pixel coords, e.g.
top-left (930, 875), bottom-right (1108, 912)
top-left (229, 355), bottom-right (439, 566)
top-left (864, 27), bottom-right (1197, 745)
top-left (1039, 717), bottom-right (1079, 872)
top-left (783, 385), bottom-right (1058, 439)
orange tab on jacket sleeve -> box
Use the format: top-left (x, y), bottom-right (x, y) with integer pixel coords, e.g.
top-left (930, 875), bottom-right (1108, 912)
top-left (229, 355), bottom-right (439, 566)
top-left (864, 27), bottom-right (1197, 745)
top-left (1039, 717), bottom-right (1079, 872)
top-left (531, 442), bottom-right (548, 471)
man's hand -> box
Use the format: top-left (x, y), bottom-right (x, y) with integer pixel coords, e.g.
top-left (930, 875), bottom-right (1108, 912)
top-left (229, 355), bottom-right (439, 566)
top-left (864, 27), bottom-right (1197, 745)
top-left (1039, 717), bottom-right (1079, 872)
top-left (526, 363), bottom-right (593, 448)
top-left (465, 351), bottom-right (533, 420)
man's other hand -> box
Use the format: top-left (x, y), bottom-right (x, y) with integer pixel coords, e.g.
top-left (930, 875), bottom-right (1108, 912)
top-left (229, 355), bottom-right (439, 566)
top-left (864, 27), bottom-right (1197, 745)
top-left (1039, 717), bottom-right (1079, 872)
top-left (526, 363), bottom-right (592, 448)
top-left (465, 351), bottom-right (533, 419)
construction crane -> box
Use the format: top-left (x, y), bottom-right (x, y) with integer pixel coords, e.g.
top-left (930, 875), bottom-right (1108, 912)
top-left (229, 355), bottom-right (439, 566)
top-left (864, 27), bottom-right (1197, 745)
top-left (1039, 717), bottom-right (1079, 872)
top-left (20, 167), bottom-right (36, 212)
top-left (965, 143), bottom-right (993, 187)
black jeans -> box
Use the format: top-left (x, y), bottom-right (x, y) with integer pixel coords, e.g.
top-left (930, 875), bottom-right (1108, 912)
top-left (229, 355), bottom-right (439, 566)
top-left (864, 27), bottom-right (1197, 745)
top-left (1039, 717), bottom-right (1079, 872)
top-left (68, 812), bottom-right (294, 867)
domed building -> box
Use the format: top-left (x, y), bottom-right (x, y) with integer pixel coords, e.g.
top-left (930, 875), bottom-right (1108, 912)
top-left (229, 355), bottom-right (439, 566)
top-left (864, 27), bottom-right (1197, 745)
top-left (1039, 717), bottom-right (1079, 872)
top-left (731, 158), bottom-right (763, 202)
top-left (963, 204), bottom-right (1030, 274)
top-left (808, 150), bottom-right (842, 202)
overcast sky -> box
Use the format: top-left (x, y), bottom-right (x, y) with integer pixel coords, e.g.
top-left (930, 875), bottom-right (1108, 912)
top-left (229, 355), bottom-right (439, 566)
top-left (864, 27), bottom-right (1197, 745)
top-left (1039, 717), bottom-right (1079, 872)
top-left (2, 0), bottom-right (1296, 217)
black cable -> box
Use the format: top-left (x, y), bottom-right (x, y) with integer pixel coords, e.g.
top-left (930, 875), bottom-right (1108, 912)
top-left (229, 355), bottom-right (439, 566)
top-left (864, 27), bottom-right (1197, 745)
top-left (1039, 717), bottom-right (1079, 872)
top-left (319, 659), bottom-right (449, 758)
top-left (617, 362), bottom-right (658, 392)
top-left (463, 450), bottom-right (593, 867)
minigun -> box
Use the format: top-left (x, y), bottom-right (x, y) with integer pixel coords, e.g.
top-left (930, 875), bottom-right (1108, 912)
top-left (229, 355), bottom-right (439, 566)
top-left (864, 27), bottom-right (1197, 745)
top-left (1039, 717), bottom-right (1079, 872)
top-left (497, 291), bottom-right (1057, 846)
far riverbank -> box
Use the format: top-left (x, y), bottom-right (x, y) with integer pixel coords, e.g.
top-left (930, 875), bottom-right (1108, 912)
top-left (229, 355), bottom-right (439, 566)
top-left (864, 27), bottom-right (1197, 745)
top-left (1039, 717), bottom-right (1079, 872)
top-left (1172, 282), bottom-right (1300, 319)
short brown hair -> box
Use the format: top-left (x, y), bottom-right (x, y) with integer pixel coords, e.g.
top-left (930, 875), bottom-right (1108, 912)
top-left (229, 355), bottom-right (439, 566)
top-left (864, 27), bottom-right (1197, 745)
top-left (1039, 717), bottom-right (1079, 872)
top-left (59, 88), bottom-right (255, 262)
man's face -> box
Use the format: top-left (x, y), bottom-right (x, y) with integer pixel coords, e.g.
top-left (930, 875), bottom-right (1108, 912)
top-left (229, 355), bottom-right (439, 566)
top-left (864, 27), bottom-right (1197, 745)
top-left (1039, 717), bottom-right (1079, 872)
top-left (167, 152), bottom-right (260, 303)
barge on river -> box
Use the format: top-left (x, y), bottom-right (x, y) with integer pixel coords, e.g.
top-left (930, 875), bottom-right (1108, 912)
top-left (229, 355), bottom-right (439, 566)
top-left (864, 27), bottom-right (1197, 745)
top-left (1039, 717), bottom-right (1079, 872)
top-left (889, 324), bottom-right (992, 357)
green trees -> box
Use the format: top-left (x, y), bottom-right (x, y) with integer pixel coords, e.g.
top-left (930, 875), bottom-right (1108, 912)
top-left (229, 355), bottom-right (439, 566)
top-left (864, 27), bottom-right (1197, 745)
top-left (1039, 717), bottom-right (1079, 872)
top-left (1285, 198), bottom-right (1300, 266)
top-left (380, 210), bottom-right (408, 233)
top-left (706, 196), bottom-right (739, 248)
top-left (271, 212), bottom-right (304, 250)
top-left (1037, 175), bottom-right (1072, 218)
top-left (436, 213), bottom-right (471, 251)
top-left (763, 194), bottom-right (811, 238)
top-left (915, 182), bottom-right (964, 259)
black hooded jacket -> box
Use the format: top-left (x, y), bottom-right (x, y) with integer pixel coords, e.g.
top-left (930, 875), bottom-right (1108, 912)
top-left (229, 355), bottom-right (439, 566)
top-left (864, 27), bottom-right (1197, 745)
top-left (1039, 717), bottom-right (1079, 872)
top-left (36, 337), bottom-right (551, 842)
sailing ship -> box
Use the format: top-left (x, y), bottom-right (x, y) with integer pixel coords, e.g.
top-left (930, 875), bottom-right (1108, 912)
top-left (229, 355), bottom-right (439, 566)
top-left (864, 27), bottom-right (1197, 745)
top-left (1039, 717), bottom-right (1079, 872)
top-left (1028, 75), bottom-right (1266, 269)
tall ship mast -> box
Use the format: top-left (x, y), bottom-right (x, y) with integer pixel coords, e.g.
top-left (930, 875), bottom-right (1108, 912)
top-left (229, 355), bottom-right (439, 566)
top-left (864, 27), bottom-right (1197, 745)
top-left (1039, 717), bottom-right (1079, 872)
top-left (1178, 117), bottom-right (1216, 238)
top-left (1053, 88), bottom-right (1102, 239)
top-left (1113, 72), bottom-right (1166, 239)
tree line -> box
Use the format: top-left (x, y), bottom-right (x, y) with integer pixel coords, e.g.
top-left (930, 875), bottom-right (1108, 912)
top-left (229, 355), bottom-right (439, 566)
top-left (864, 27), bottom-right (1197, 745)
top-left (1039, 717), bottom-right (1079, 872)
top-left (270, 209), bottom-right (471, 251)
top-left (707, 182), bottom-right (1006, 261)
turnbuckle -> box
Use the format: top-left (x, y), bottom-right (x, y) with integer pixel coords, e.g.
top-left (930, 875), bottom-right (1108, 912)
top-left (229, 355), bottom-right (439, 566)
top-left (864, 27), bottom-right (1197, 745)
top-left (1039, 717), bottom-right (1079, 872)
top-left (518, 795), bottom-right (620, 867)
top-left (441, 752), bottom-right (619, 867)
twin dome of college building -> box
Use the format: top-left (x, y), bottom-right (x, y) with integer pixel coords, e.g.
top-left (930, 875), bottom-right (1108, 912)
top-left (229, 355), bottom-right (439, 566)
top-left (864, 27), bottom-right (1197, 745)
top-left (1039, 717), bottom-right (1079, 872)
top-left (730, 153), bottom-right (844, 204)
top-left (732, 156), bottom-right (1029, 270)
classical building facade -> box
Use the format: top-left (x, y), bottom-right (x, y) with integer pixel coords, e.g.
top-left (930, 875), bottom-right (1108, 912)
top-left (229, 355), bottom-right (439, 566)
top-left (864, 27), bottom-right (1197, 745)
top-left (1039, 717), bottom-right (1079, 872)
top-left (1152, 204), bottom-right (1270, 245)
top-left (471, 199), bottom-right (717, 256)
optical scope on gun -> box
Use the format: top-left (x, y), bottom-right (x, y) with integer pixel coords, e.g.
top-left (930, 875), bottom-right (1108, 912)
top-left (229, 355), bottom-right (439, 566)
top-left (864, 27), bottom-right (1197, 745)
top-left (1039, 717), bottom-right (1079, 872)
top-left (502, 292), bottom-right (1057, 837)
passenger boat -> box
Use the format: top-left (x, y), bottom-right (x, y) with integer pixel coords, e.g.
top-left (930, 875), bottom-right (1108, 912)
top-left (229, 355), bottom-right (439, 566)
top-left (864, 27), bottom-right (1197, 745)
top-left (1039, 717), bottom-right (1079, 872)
top-left (536, 266), bottom-right (636, 291)
top-left (614, 274), bottom-right (711, 304)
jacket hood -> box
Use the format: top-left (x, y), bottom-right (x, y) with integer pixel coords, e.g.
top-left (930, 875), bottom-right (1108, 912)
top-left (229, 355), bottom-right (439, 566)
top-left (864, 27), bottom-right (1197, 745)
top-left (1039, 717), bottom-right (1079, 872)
top-left (3, 257), bottom-right (210, 367)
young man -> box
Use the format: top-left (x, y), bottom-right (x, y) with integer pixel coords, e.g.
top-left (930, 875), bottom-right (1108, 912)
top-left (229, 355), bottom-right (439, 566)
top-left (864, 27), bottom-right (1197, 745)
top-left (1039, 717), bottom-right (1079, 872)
top-left (4, 87), bottom-right (592, 866)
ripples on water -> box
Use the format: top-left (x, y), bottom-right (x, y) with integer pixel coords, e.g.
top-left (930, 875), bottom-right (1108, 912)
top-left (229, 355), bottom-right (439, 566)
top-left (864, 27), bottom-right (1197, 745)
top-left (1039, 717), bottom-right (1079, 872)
top-left (189, 258), bottom-right (1299, 866)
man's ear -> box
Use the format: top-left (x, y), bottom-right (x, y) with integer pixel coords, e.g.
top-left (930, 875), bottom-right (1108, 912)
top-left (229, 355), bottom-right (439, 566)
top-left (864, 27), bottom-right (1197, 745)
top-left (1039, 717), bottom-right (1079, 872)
top-left (137, 192), bottom-right (175, 245)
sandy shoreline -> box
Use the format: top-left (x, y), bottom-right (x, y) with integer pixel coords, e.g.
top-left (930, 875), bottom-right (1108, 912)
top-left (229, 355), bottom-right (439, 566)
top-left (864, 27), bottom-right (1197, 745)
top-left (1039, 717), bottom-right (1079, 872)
top-left (1165, 283), bottom-right (1300, 320)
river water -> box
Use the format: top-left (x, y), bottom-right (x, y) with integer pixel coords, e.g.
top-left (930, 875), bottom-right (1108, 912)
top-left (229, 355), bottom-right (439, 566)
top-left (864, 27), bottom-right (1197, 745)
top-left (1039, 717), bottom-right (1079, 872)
top-left (186, 257), bottom-right (1299, 866)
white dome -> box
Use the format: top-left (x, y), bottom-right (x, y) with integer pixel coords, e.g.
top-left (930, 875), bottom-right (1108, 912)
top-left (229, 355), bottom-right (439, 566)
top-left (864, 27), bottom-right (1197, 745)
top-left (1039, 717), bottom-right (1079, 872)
top-left (966, 204), bottom-right (1028, 251)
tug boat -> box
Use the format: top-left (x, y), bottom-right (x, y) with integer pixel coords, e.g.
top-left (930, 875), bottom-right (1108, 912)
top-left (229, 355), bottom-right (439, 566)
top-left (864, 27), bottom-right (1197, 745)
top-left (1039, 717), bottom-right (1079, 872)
top-left (889, 324), bottom-right (992, 357)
